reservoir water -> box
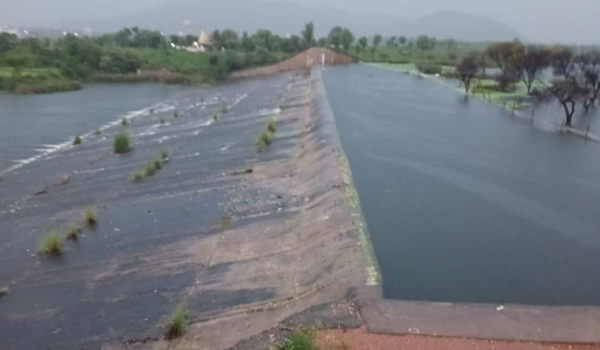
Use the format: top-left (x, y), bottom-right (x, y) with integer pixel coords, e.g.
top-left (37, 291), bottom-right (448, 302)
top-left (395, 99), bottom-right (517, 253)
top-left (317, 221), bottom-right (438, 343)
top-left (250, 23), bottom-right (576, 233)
top-left (0, 83), bottom-right (195, 172)
top-left (323, 64), bottom-right (600, 306)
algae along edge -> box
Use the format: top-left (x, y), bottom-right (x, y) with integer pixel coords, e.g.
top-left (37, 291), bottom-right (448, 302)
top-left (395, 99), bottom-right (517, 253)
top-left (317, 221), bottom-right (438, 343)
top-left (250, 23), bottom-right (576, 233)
top-left (313, 67), bottom-right (381, 288)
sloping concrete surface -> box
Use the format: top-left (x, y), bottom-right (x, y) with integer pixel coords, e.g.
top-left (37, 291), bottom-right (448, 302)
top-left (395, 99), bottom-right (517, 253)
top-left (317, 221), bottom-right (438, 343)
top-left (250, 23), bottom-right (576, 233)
top-left (0, 69), bottom-right (378, 350)
top-left (359, 299), bottom-right (600, 343)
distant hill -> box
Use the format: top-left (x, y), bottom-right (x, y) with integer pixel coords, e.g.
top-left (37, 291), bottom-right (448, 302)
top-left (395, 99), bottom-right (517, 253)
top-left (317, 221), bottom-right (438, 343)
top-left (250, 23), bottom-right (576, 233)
top-left (58, 0), bottom-right (520, 42)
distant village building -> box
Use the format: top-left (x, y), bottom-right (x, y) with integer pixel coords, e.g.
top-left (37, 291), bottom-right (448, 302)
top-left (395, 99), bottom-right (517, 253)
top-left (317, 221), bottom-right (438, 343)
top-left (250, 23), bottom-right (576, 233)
top-left (198, 31), bottom-right (210, 45)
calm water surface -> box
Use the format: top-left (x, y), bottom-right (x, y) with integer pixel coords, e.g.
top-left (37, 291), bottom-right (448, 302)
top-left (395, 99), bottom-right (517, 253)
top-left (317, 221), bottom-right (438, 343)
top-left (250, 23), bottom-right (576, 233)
top-left (0, 83), bottom-right (195, 171)
top-left (324, 64), bottom-right (600, 306)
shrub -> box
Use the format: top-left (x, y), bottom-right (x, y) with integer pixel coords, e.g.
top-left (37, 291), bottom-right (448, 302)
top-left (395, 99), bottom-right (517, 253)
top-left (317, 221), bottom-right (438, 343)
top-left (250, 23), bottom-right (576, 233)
top-left (256, 130), bottom-right (272, 152)
top-left (161, 151), bottom-right (168, 160)
top-left (38, 230), bottom-right (62, 256)
top-left (165, 304), bottom-right (188, 340)
top-left (153, 158), bottom-right (163, 170)
top-left (145, 161), bottom-right (156, 176)
top-left (73, 136), bottom-right (82, 145)
top-left (113, 132), bottom-right (131, 153)
top-left (278, 329), bottom-right (318, 350)
top-left (83, 207), bottom-right (97, 225)
top-left (130, 170), bottom-right (145, 182)
top-left (416, 61), bottom-right (442, 75)
top-left (267, 120), bottom-right (276, 133)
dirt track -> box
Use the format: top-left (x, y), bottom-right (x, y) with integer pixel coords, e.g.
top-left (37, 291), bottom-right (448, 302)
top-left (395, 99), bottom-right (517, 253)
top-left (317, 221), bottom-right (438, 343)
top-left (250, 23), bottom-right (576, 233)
top-left (0, 69), bottom-right (378, 349)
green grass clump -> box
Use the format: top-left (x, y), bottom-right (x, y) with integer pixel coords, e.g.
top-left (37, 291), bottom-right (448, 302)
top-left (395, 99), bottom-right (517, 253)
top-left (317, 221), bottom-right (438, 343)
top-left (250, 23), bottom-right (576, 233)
top-left (145, 161), bottom-right (156, 176)
top-left (113, 132), bottom-right (131, 154)
top-left (66, 223), bottom-right (82, 240)
top-left (256, 130), bottom-right (272, 152)
top-left (161, 151), bottom-right (168, 160)
top-left (94, 128), bottom-right (101, 136)
top-left (73, 136), bottom-right (82, 145)
top-left (130, 170), bottom-right (145, 182)
top-left (165, 304), bottom-right (188, 340)
top-left (278, 329), bottom-right (318, 350)
top-left (153, 158), bottom-right (163, 170)
top-left (38, 230), bottom-right (63, 256)
top-left (267, 120), bottom-right (276, 133)
top-left (83, 207), bottom-right (97, 226)
top-left (121, 117), bottom-right (128, 126)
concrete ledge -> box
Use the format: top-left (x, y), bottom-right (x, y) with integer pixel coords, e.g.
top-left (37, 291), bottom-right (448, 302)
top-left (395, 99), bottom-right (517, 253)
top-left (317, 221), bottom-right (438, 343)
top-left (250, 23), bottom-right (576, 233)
top-left (358, 299), bottom-right (600, 343)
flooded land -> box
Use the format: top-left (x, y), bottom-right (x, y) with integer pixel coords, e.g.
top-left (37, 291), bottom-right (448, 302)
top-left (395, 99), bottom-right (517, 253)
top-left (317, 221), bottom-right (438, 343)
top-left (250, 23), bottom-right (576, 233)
top-left (323, 64), bottom-right (600, 306)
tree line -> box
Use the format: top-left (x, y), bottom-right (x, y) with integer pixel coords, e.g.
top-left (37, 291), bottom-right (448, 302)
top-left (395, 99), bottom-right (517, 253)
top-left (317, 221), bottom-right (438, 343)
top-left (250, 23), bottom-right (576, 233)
top-left (455, 41), bottom-right (600, 125)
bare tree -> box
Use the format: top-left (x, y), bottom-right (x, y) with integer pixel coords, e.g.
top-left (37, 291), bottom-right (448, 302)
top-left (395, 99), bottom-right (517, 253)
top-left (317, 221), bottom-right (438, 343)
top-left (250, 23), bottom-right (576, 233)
top-left (577, 51), bottom-right (600, 112)
top-left (541, 78), bottom-right (587, 126)
top-left (549, 45), bottom-right (574, 78)
top-left (456, 55), bottom-right (479, 93)
top-left (513, 45), bottom-right (551, 95)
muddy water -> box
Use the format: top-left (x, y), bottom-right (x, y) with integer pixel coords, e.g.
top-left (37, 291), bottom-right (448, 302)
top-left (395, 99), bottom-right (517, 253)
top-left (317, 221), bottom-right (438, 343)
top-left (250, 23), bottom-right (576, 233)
top-left (323, 64), bottom-right (600, 306)
top-left (0, 83), bottom-right (195, 172)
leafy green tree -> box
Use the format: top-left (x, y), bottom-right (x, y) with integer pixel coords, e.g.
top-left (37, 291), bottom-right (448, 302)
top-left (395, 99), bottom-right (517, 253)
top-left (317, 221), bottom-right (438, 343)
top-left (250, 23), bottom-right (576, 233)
top-left (358, 37), bottom-right (368, 54)
top-left (211, 30), bottom-right (222, 49)
top-left (328, 27), bottom-right (344, 49)
top-left (132, 30), bottom-right (165, 48)
top-left (241, 32), bottom-right (254, 52)
top-left (99, 49), bottom-right (144, 74)
top-left (114, 28), bottom-right (134, 47)
top-left (301, 22), bottom-right (315, 48)
top-left (252, 30), bottom-right (275, 52)
top-left (398, 36), bottom-right (407, 46)
top-left (373, 35), bottom-right (382, 47)
top-left (221, 29), bottom-right (240, 50)
top-left (340, 28), bottom-right (354, 51)
top-left (1, 46), bottom-right (34, 77)
top-left (0, 33), bottom-right (17, 54)
top-left (169, 34), bottom-right (180, 45)
top-left (386, 36), bottom-right (396, 48)
top-left (416, 35), bottom-right (431, 53)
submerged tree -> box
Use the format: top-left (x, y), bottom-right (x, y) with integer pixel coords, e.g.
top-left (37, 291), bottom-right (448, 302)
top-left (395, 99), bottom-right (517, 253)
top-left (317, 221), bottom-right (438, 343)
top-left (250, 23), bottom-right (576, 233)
top-left (577, 51), bottom-right (600, 112)
top-left (456, 55), bottom-right (479, 93)
top-left (513, 45), bottom-right (551, 94)
top-left (542, 78), bottom-right (587, 126)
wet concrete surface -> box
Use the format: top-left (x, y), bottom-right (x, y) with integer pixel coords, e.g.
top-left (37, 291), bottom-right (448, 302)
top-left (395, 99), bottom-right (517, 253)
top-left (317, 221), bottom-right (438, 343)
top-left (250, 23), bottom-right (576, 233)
top-left (0, 70), bottom-right (377, 350)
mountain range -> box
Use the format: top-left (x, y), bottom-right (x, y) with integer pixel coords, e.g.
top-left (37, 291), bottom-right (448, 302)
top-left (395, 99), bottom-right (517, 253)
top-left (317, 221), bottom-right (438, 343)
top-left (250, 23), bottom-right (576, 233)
top-left (58, 0), bottom-right (520, 42)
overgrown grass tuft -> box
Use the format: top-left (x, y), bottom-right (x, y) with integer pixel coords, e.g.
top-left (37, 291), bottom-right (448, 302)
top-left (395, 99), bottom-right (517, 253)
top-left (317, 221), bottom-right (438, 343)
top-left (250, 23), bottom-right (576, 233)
top-left (73, 135), bottom-right (82, 145)
top-left (38, 230), bottom-right (62, 256)
top-left (278, 329), bottom-right (319, 350)
top-left (267, 120), bottom-right (276, 133)
top-left (256, 130), bottom-right (272, 152)
top-left (130, 170), bottom-right (145, 182)
top-left (165, 304), bottom-right (188, 340)
top-left (83, 207), bottom-right (97, 226)
top-left (113, 132), bottom-right (131, 154)
top-left (66, 223), bottom-right (82, 240)
top-left (131, 153), bottom-right (166, 183)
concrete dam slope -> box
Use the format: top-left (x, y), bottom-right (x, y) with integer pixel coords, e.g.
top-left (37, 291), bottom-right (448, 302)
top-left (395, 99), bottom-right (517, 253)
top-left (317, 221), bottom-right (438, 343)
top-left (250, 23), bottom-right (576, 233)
top-left (0, 69), bottom-right (378, 350)
top-left (229, 48), bottom-right (357, 79)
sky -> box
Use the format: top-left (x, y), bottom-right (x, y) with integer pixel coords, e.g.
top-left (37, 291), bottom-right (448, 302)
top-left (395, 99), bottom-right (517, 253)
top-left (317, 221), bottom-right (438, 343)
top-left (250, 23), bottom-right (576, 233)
top-left (0, 0), bottom-right (599, 44)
